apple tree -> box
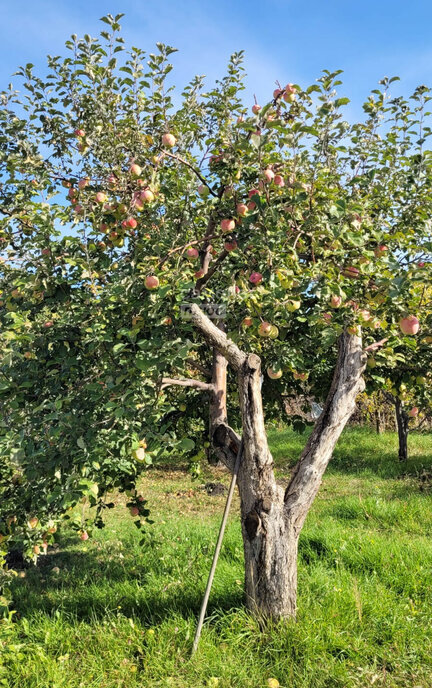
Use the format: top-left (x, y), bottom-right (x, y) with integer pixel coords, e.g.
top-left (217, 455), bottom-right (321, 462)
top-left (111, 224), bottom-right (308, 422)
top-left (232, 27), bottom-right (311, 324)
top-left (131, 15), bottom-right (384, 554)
top-left (1, 16), bottom-right (432, 619)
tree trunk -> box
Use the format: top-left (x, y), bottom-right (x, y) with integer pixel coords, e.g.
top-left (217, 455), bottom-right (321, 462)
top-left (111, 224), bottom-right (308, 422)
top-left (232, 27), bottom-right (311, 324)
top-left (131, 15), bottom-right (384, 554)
top-left (235, 333), bottom-right (366, 619)
top-left (395, 397), bottom-right (408, 461)
top-left (189, 304), bottom-right (367, 620)
top-left (207, 345), bottom-right (228, 466)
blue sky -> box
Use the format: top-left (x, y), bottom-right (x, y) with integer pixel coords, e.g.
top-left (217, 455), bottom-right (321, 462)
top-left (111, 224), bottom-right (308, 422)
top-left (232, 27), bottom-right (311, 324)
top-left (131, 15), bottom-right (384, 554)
top-left (1, 1), bottom-right (432, 119)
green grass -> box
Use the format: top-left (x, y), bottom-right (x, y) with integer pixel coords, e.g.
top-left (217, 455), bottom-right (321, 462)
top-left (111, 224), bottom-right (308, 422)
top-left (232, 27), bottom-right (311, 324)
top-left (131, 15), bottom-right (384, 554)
top-left (2, 428), bottom-right (432, 687)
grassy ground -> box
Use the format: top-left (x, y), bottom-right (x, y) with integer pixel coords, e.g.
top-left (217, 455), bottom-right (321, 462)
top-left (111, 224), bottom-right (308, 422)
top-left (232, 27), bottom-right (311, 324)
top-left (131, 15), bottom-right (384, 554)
top-left (2, 427), bottom-right (432, 688)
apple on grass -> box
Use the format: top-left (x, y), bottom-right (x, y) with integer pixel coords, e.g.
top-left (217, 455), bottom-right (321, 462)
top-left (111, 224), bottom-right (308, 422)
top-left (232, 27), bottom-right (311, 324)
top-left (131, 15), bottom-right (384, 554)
top-left (80, 531), bottom-right (89, 541)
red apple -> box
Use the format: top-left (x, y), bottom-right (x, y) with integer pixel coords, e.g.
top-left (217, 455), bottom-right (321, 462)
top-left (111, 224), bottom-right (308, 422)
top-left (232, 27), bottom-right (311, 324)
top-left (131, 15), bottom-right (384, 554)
top-left (130, 163), bottom-right (142, 177)
top-left (409, 406), bottom-right (419, 417)
top-left (330, 295), bottom-right (342, 308)
top-left (145, 275), bottom-right (159, 290)
top-left (249, 272), bottom-right (263, 285)
top-left (140, 189), bottom-right (155, 203)
top-left (252, 104), bottom-right (261, 114)
top-left (224, 240), bottom-right (237, 252)
top-left (263, 168), bottom-right (275, 182)
top-left (293, 370), bottom-right (308, 381)
top-left (273, 89), bottom-right (283, 99)
top-left (194, 269), bottom-right (205, 279)
top-left (258, 321), bottom-right (272, 337)
top-left (78, 177), bottom-right (90, 190)
top-left (74, 129), bottom-right (85, 137)
top-left (267, 366), bottom-right (282, 379)
top-left (122, 217), bottom-right (137, 229)
top-left (28, 517), bottom-right (39, 529)
top-left (130, 506), bottom-right (139, 517)
top-left (162, 133), bottom-right (176, 147)
top-left (220, 219), bottom-right (235, 233)
top-left (399, 315), bottom-right (419, 335)
top-left (242, 317), bottom-right (253, 328)
top-left (43, 321), bottom-right (53, 328)
top-left (95, 192), bottom-right (107, 204)
top-left (274, 175), bottom-right (284, 187)
top-left (237, 203), bottom-right (248, 217)
top-left (186, 247), bottom-right (199, 259)
top-left (80, 531), bottom-right (89, 541)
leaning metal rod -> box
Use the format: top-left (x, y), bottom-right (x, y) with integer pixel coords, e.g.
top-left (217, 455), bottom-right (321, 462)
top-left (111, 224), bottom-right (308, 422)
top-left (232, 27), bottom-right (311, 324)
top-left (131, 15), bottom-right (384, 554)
top-left (191, 438), bottom-right (244, 655)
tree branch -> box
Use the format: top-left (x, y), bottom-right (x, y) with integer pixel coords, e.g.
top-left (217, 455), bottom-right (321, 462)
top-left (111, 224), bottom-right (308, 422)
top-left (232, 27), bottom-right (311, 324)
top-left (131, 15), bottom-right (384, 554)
top-left (196, 249), bottom-right (229, 290)
top-left (161, 377), bottom-right (214, 391)
top-left (364, 337), bottom-right (389, 353)
top-left (162, 151), bottom-right (218, 197)
top-left (189, 303), bottom-right (247, 370)
top-left (284, 330), bottom-right (366, 533)
top-left (185, 358), bottom-right (212, 378)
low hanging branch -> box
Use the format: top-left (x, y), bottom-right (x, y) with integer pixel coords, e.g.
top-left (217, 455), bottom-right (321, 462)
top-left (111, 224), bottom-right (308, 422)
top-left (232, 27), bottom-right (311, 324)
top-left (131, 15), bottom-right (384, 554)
top-left (161, 377), bottom-right (214, 391)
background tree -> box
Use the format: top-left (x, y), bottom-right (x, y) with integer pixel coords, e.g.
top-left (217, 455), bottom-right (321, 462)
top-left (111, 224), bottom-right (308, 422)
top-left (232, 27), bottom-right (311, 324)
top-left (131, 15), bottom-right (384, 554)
top-left (1, 15), bottom-right (431, 619)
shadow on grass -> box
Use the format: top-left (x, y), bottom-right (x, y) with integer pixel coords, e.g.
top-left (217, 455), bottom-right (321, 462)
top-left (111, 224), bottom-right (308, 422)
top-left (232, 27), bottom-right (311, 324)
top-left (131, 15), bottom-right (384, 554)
top-left (10, 534), bottom-right (245, 626)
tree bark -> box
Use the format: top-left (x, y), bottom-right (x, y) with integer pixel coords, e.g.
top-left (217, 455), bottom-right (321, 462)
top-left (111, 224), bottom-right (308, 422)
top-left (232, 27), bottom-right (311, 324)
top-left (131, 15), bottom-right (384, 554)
top-left (190, 304), bottom-right (367, 620)
top-left (395, 397), bottom-right (409, 461)
top-left (208, 337), bottom-right (229, 466)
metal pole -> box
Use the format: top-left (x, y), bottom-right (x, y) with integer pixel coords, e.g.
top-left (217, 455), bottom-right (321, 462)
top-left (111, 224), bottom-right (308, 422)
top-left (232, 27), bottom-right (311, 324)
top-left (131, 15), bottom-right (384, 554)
top-left (191, 439), bottom-right (244, 655)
